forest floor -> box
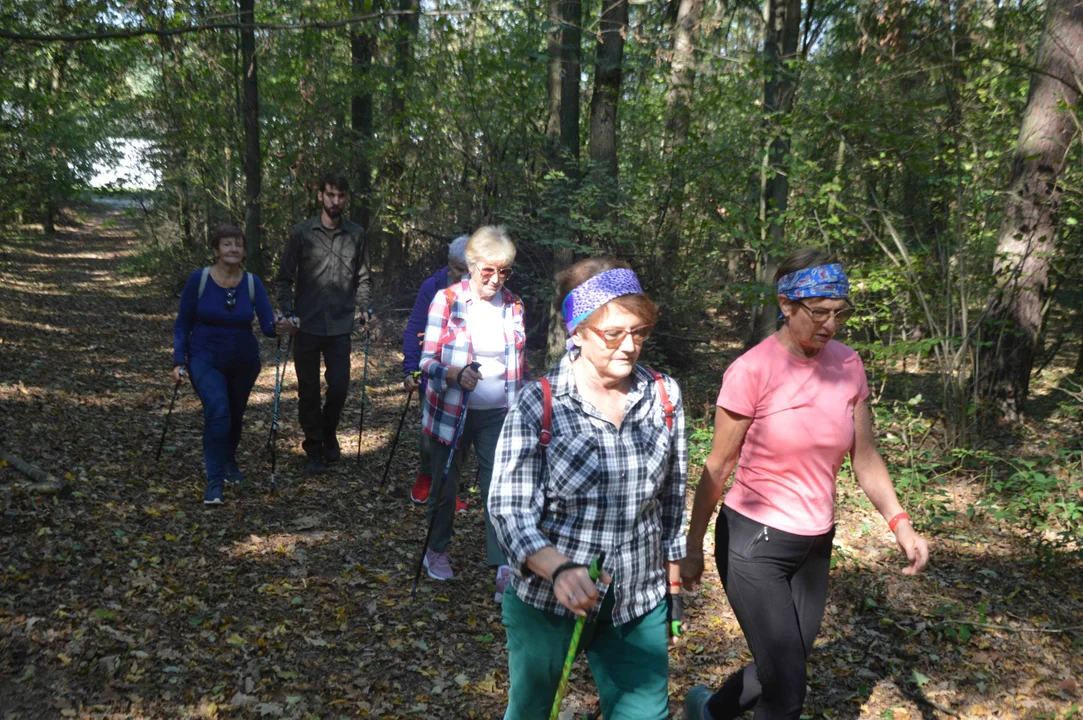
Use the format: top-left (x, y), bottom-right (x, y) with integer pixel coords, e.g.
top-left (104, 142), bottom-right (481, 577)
top-left (1, 204), bottom-right (1082, 720)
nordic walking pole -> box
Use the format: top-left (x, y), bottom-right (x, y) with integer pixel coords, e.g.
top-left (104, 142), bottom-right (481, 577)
top-left (411, 362), bottom-right (479, 599)
top-left (379, 374), bottom-right (419, 488)
top-left (269, 335), bottom-right (293, 491)
top-left (267, 335), bottom-right (285, 448)
top-left (549, 553), bottom-right (606, 720)
top-left (155, 368), bottom-right (185, 461)
top-left (356, 306), bottom-right (374, 464)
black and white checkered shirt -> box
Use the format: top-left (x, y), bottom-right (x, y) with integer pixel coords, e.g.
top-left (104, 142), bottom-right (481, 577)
top-left (489, 353), bottom-right (687, 625)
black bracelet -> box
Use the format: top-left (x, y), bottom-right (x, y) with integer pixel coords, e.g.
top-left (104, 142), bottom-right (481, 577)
top-left (550, 561), bottom-right (585, 586)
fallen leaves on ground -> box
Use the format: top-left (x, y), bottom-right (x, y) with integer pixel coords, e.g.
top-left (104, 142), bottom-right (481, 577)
top-left (1, 207), bottom-right (1082, 719)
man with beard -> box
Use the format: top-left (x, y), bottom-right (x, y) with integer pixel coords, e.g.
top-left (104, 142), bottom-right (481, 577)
top-left (275, 170), bottom-right (372, 475)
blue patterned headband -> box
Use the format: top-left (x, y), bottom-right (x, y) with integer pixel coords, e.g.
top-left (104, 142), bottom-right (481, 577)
top-left (562, 268), bottom-right (643, 337)
top-left (777, 263), bottom-right (850, 300)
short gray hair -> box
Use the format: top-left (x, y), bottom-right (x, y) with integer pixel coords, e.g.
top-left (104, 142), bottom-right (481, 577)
top-left (448, 235), bottom-right (469, 266)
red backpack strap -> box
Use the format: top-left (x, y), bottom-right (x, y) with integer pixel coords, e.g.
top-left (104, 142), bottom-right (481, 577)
top-left (538, 378), bottom-right (553, 452)
top-left (647, 369), bottom-right (674, 431)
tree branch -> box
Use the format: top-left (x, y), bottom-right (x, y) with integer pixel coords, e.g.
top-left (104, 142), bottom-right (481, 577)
top-left (0, 8), bottom-right (515, 43)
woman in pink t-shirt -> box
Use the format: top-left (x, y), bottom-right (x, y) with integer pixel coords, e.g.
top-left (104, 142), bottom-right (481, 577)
top-left (681, 249), bottom-right (929, 720)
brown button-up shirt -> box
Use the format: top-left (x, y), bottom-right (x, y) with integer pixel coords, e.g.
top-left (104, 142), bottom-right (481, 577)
top-left (275, 215), bottom-right (371, 337)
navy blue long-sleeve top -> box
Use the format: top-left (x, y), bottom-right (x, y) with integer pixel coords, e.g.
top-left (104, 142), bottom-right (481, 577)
top-left (173, 269), bottom-right (276, 366)
top-left (402, 266), bottom-right (450, 378)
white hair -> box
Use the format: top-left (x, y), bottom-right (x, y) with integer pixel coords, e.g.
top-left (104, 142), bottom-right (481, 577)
top-left (448, 235), bottom-right (469, 266)
top-left (465, 225), bottom-right (516, 267)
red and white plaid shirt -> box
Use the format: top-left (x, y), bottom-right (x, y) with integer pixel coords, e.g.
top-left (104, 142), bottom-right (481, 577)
top-left (420, 280), bottom-right (529, 446)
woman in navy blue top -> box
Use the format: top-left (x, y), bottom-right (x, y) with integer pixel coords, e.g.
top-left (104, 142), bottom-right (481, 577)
top-left (173, 225), bottom-right (276, 504)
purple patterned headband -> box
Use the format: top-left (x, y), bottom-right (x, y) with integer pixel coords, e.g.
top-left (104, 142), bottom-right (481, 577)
top-left (562, 268), bottom-right (644, 336)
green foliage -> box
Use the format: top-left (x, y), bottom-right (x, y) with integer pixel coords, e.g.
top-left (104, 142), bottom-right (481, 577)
top-left (0, 1), bottom-right (136, 227)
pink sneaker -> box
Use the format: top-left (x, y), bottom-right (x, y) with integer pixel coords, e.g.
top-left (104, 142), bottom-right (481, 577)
top-left (494, 565), bottom-right (511, 603)
top-left (423, 549), bottom-right (454, 581)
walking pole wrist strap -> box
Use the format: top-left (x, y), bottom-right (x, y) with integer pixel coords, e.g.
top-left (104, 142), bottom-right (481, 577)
top-left (550, 561), bottom-right (585, 586)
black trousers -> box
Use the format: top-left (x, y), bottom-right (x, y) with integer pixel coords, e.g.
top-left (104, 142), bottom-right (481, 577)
top-left (707, 505), bottom-right (834, 720)
top-left (292, 331), bottom-right (352, 457)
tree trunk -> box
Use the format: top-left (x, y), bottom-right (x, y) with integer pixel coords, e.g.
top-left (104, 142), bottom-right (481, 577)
top-left (545, 0), bottom-right (584, 366)
top-left (588, 0), bottom-right (628, 191)
top-left (350, 0), bottom-right (377, 234)
top-left (1075, 312), bottom-right (1083, 377)
top-left (660, 0), bottom-right (704, 273)
top-left (545, 0), bottom-right (565, 166)
top-left (383, 0), bottom-right (420, 282)
top-left (982, 0), bottom-right (1083, 420)
top-left (747, 0), bottom-right (802, 348)
top-left (239, 0), bottom-right (264, 275)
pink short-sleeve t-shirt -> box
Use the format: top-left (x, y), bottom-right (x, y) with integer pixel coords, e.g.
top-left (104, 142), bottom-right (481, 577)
top-left (718, 334), bottom-right (870, 536)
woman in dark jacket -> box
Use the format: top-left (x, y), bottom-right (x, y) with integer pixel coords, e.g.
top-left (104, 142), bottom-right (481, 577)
top-left (172, 225), bottom-right (276, 504)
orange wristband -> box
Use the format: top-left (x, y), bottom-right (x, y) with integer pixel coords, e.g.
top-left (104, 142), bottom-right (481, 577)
top-left (888, 512), bottom-right (911, 532)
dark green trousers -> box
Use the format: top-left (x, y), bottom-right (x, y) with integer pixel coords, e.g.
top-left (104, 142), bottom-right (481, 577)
top-left (502, 585), bottom-right (669, 720)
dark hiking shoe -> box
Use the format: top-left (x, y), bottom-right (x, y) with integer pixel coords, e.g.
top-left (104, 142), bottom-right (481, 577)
top-left (225, 462), bottom-right (244, 485)
top-left (305, 454), bottom-right (326, 476)
top-left (323, 436), bottom-right (341, 464)
top-left (684, 685), bottom-right (714, 720)
top-left (204, 481), bottom-right (225, 505)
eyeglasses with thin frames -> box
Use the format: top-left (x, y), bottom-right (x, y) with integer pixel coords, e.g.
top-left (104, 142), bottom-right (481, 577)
top-left (585, 326), bottom-right (652, 350)
top-left (792, 300), bottom-right (854, 325)
top-left (225, 288), bottom-right (237, 311)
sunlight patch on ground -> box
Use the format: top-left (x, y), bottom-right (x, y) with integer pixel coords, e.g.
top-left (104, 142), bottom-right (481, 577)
top-left (0, 317), bottom-right (73, 334)
top-left (226, 530), bottom-right (341, 560)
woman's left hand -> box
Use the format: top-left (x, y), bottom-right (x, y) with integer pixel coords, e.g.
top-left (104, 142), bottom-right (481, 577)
top-left (666, 593), bottom-right (684, 647)
top-left (894, 522), bottom-right (929, 575)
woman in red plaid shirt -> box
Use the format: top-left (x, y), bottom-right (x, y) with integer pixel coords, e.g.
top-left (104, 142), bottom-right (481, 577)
top-left (419, 225), bottom-right (529, 600)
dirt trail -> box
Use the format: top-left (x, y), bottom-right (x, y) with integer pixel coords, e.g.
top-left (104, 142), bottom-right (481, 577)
top-left (1, 206), bottom-right (1082, 719)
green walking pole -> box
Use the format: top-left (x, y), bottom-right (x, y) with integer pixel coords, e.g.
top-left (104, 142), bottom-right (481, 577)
top-left (549, 554), bottom-right (605, 720)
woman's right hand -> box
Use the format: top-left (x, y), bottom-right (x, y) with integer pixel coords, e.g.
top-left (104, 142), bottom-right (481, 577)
top-left (452, 364), bottom-right (482, 391)
top-left (171, 366), bottom-right (186, 385)
top-left (681, 549), bottom-right (705, 591)
top-left (554, 565), bottom-right (613, 618)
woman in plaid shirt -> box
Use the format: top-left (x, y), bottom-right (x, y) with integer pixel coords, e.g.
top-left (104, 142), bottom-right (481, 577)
top-left (489, 257), bottom-right (687, 720)
top-left (418, 226), bottom-right (528, 599)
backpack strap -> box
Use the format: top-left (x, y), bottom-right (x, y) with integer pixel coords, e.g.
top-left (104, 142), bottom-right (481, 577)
top-left (247, 272), bottom-right (255, 303)
top-left (538, 377), bottom-right (553, 453)
top-left (646, 368), bottom-right (675, 431)
top-left (197, 267), bottom-right (210, 300)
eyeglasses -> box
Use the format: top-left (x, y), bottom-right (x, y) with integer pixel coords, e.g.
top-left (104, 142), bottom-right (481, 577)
top-left (474, 264), bottom-right (513, 282)
top-left (793, 300), bottom-right (854, 325)
top-left (225, 288), bottom-right (237, 311)
top-left (585, 326), bottom-right (652, 349)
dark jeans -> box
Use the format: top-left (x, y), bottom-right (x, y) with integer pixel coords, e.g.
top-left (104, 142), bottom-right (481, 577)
top-left (427, 407), bottom-right (507, 566)
top-left (293, 331), bottom-right (352, 457)
top-left (706, 505), bottom-right (835, 720)
top-left (189, 353), bottom-right (262, 486)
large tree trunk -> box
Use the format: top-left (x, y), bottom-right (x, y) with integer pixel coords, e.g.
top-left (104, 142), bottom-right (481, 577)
top-left (239, 0), bottom-right (264, 275)
top-left (350, 0), bottom-right (377, 234)
top-left (660, 0), bottom-right (704, 274)
top-left (588, 0), bottom-right (628, 191)
top-left (747, 0), bottom-right (802, 348)
top-left (545, 0), bottom-right (584, 366)
top-left (982, 0), bottom-right (1083, 420)
top-left (383, 0), bottom-right (420, 282)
